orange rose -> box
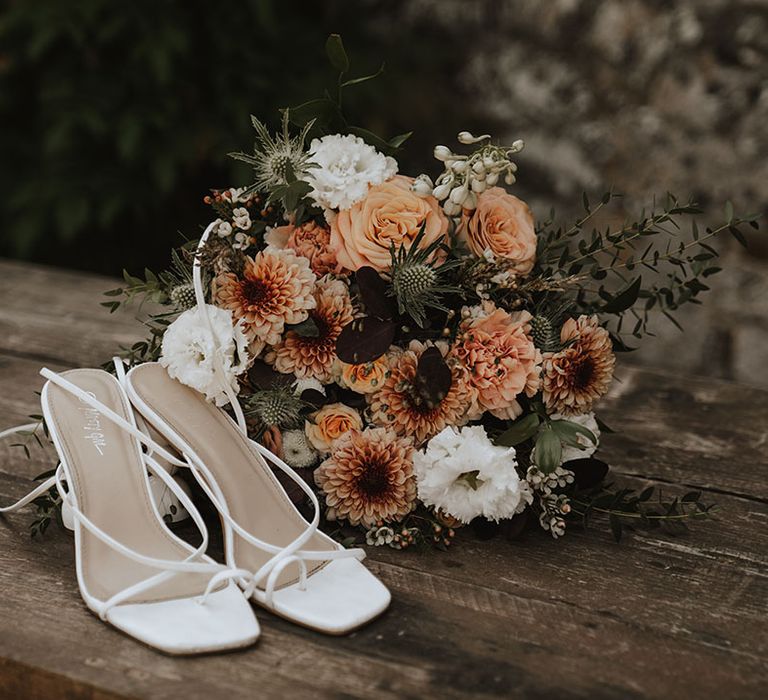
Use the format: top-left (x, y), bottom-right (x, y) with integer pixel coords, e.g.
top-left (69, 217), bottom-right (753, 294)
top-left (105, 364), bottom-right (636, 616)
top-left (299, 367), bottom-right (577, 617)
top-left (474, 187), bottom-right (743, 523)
top-left (458, 187), bottom-right (537, 274)
top-left (330, 175), bottom-right (448, 272)
top-left (305, 403), bottom-right (363, 453)
top-left (339, 357), bottom-right (390, 394)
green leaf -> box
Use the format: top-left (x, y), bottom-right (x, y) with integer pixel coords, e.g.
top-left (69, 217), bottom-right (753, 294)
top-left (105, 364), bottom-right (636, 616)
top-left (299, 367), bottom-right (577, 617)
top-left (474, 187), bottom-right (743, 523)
top-left (535, 428), bottom-right (562, 474)
top-left (495, 413), bottom-right (540, 447)
top-left (287, 99), bottom-right (340, 129)
top-left (388, 131), bottom-right (413, 149)
top-left (325, 34), bottom-right (349, 73)
top-left (724, 200), bottom-right (734, 224)
top-left (550, 420), bottom-right (597, 448)
top-left (285, 317), bottom-right (320, 338)
top-left (602, 276), bottom-right (642, 314)
top-left (341, 63), bottom-right (385, 88)
top-left (347, 126), bottom-right (399, 156)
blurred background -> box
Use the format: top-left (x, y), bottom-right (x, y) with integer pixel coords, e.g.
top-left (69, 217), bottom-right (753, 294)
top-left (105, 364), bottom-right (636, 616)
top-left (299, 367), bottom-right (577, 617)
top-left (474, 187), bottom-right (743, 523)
top-left (1, 0), bottom-right (766, 385)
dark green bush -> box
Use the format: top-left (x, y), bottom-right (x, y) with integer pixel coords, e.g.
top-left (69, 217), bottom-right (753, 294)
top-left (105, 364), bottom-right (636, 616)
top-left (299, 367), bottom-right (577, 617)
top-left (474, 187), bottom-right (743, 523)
top-left (0, 0), bottom-right (475, 275)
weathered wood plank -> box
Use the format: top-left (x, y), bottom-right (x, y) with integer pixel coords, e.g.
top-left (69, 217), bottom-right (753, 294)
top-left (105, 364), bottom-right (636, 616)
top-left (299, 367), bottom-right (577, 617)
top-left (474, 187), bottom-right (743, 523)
top-left (1, 259), bottom-right (768, 699)
top-left (1, 469), bottom-right (766, 700)
top-left (0, 259), bottom-right (148, 367)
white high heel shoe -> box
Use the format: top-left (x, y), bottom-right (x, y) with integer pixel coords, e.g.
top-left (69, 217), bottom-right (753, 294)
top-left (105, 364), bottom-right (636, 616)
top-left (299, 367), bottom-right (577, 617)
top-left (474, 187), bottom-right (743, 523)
top-left (1, 366), bottom-right (260, 655)
top-left (123, 221), bottom-right (391, 635)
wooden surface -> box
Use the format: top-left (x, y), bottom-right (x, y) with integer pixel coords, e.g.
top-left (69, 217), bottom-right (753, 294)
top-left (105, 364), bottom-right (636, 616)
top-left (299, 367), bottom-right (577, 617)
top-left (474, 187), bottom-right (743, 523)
top-left (0, 257), bottom-right (766, 700)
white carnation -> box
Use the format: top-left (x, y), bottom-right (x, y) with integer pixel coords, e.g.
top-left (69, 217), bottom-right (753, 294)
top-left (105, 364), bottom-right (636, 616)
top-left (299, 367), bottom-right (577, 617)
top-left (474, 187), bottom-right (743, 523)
top-left (160, 305), bottom-right (248, 406)
top-left (413, 425), bottom-right (532, 524)
top-left (305, 134), bottom-right (398, 211)
top-left (553, 412), bottom-right (600, 463)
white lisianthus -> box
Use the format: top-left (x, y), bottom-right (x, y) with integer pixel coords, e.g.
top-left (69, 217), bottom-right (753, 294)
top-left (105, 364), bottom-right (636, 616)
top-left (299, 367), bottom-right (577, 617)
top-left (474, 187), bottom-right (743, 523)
top-left (413, 425), bottom-right (532, 524)
top-left (553, 412), bottom-right (600, 463)
top-left (305, 134), bottom-right (398, 211)
top-left (160, 305), bottom-right (248, 406)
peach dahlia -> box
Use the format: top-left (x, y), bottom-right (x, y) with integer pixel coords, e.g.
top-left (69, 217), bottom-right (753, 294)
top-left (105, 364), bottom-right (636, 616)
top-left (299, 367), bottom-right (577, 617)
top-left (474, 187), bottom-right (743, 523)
top-left (314, 427), bottom-right (416, 527)
top-left (213, 246), bottom-right (316, 356)
top-left (542, 315), bottom-right (615, 416)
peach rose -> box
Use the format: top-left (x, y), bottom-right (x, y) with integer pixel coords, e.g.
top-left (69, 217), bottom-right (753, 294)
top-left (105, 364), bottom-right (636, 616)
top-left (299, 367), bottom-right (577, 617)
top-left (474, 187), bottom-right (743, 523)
top-left (305, 403), bottom-right (363, 453)
top-left (339, 356), bottom-right (391, 394)
top-left (266, 221), bottom-right (342, 277)
top-left (330, 175), bottom-right (449, 272)
top-left (457, 187), bottom-right (537, 274)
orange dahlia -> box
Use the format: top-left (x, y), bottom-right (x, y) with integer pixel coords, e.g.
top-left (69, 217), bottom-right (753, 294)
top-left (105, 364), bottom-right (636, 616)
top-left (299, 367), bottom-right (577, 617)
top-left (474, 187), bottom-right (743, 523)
top-left (451, 302), bottom-right (542, 420)
top-left (314, 427), bottom-right (416, 526)
top-left (542, 315), bottom-right (615, 415)
top-left (266, 276), bottom-right (354, 382)
top-left (213, 247), bottom-right (316, 355)
top-left (368, 341), bottom-right (479, 446)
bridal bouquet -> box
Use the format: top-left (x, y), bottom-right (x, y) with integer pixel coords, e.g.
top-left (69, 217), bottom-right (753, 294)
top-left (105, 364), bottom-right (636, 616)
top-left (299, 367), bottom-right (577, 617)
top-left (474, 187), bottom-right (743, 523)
top-left (86, 37), bottom-right (755, 548)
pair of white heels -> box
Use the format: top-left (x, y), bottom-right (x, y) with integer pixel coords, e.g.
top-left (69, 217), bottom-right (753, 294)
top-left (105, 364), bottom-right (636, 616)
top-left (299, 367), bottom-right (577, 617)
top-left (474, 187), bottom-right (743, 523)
top-left (0, 359), bottom-right (390, 654)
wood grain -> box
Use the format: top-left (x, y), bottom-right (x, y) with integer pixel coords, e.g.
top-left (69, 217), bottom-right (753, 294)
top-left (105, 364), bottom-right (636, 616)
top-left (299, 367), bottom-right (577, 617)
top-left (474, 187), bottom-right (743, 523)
top-left (0, 259), bottom-right (766, 699)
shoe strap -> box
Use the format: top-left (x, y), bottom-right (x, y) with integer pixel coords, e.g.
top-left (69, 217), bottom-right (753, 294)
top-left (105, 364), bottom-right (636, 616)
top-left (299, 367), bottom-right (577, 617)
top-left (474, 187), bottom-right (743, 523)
top-left (1, 368), bottom-right (242, 620)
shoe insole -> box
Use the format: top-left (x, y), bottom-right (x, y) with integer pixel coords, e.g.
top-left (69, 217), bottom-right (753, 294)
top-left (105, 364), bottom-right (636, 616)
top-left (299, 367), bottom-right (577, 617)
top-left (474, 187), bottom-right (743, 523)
top-left (44, 369), bottom-right (212, 603)
top-left (128, 363), bottom-right (334, 589)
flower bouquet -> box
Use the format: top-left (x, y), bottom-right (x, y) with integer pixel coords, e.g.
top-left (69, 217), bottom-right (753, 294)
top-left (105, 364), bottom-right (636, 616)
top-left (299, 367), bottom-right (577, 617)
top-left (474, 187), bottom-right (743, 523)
top-left (38, 36), bottom-right (757, 547)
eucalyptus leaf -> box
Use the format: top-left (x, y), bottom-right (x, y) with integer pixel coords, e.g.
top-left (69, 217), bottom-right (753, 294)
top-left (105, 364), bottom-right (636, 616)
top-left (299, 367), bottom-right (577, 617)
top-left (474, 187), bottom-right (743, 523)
top-left (535, 428), bottom-right (562, 474)
top-left (495, 413), bottom-right (540, 447)
top-left (325, 34), bottom-right (349, 73)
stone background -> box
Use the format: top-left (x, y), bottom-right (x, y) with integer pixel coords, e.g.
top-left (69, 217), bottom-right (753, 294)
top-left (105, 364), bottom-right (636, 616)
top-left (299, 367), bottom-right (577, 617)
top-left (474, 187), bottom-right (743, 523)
top-left (378, 0), bottom-right (768, 387)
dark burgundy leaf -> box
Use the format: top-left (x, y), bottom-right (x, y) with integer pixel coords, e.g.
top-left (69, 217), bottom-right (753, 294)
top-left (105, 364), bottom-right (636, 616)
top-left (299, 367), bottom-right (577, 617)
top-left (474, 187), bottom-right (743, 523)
top-left (248, 359), bottom-right (291, 389)
top-left (299, 389), bottom-right (327, 410)
top-left (335, 317), bottom-right (396, 364)
top-left (413, 346), bottom-right (452, 409)
top-left (563, 457), bottom-right (610, 489)
top-left (356, 266), bottom-right (395, 320)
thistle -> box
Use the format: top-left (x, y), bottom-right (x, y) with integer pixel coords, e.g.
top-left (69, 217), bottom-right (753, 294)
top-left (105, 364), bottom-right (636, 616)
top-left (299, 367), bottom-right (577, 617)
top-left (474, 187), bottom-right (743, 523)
top-left (389, 226), bottom-right (461, 328)
top-left (229, 111), bottom-right (314, 199)
top-left (245, 386), bottom-right (304, 428)
top-left (530, 315), bottom-right (561, 353)
top-left (169, 283), bottom-right (197, 311)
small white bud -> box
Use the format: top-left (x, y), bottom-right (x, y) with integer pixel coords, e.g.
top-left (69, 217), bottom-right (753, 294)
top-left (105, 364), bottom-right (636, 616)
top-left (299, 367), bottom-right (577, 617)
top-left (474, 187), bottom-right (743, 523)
top-left (451, 160), bottom-right (468, 173)
top-left (411, 174), bottom-right (434, 197)
top-left (443, 200), bottom-right (462, 216)
top-left (511, 139), bottom-right (525, 152)
top-left (457, 131), bottom-right (491, 145)
top-left (483, 156), bottom-right (496, 169)
top-left (471, 178), bottom-right (487, 193)
top-left (432, 182), bottom-right (452, 200)
top-left (472, 160), bottom-right (486, 175)
top-left (462, 191), bottom-right (478, 209)
top-left (433, 145), bottom-right (452, 161)
top-left (485, 172), bottom-right (499, 186)
top-left (450, 184), bottom-right (469, 204)
top-left (504, 171), bottom-right (516, 185)
top-left (508, 162), bottom-right (518, 173)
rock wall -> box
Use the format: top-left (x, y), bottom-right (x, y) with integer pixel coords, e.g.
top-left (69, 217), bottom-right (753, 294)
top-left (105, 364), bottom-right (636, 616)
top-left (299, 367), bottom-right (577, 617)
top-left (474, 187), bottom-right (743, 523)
top-left (384, 0), bottom-right (768, 386)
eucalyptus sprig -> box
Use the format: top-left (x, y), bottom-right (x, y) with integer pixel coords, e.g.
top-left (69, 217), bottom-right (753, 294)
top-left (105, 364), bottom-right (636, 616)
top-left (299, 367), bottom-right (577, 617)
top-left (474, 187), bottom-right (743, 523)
top-left (568, 482), bottom-right (716, 542)
top-left (535, 193), bottom-right (761, 345)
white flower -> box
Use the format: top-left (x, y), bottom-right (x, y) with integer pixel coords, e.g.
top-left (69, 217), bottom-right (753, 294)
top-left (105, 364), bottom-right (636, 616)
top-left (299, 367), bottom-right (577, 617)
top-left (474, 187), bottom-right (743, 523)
top-left (227, 187), bottom-right (248, 203)
top-left (411, 174), bottom-right (433, 197)
top-left (413, 425), bottom-right (532, 524)
top-left (232, 207), bottom-right (251, 230)
top-left (213, 219), bottom-right (233, 238)
top-left (160, 305), bottom-right (248, 406)
top-left (553, 412), bottom-right (600, 463)
top-left (281, 429), bottom-right (318, 469)
top-left (293, 377), bottom-right (326, 396)
top-left (305, 134), bottom-right (398, 210)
